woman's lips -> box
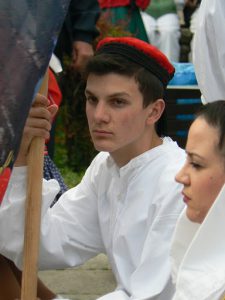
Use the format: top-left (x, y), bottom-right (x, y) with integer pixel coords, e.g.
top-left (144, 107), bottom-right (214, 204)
top-left (182, 192), bottom-right (191, 204)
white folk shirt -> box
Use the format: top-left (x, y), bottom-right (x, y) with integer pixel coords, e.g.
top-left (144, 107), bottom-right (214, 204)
top-left (171, 184), bottom-right (225, 300)
top-left (0, 137), bottom-right (185, 300)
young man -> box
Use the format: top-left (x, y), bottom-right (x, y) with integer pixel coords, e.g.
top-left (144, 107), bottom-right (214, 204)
top-left (0, 37), bottom-right (186, 299)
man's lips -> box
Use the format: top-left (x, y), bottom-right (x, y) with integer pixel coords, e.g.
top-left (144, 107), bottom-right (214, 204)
top-left (92, 129), bottom-right (113, 136)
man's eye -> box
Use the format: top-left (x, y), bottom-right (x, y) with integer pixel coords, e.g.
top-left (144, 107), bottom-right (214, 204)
top-left (86, 96), bottom-right (97, 104)
top-left (112, 99), bottom-right (127, 107)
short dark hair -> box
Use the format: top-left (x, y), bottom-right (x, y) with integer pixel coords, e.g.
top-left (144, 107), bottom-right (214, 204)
top-left (196, 100), bottom-right (225, 157)
top-left (84, 53), bottom-right (165, 108)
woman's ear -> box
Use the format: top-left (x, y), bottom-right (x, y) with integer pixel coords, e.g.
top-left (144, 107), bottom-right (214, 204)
top-left (146, 99), bottom-right (165, 125)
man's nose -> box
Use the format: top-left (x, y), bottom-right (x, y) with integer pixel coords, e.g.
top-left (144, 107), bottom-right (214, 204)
top-left (94, 102), bottom-right (110, 122)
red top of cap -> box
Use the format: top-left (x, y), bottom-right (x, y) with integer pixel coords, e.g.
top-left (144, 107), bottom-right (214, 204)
top-left (97, 37), bottom-right (175, 79)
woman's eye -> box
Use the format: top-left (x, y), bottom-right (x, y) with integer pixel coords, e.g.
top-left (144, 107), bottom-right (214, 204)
top-left (190, 162), bottom-right (202, 169)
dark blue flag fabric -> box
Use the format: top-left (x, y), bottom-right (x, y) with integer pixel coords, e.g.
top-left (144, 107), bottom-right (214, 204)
top-left (0, 0), bottom-right (70, 201)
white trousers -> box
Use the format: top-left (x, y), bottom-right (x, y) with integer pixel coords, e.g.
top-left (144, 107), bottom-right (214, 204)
top-left (141, 12), bottom-right (181, 62)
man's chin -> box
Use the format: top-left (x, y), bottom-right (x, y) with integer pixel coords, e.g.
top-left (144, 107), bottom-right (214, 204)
top-left (93, 143), bottom-right (114, 153)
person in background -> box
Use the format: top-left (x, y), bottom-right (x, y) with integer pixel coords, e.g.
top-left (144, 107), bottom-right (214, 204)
top-left (44, 68), bottom-right (68, 203)
top-left (170, 100), bottom-right (225, 300)
top-left (98, 0), bottom-right (151, 42)
top-left (0, 37), bottom-right (186, 299)
top-left (54, 0), bottom-right (100, 72)
top-left (182, 0), bottom-right (201, 61)
top-left (141, 0), bottom-right (183, 62)
top-left (183, 0), bottom-right (201, 28)
top-left (193, 0), bottom-right (225, 104)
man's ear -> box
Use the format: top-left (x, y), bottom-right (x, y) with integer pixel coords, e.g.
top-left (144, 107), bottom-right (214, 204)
top-left (146, 99), bottom-right (165, 125)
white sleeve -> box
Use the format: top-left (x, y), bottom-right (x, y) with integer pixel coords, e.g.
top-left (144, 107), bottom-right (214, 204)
top-left (0, 166), bottom-right (58, 268)
top-left (0, 164), bottom-right (105, 270)
top-left (97, 290), bottom-right (129, 300)
top-left (193, 0), bottom-right (225, 103)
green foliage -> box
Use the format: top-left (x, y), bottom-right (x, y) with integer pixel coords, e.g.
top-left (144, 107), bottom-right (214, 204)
top-left (56, 62), bottom-right (97, 173)
top-left (54, 108), bottom-right (68, 169)
top-left (54, 108), bottom-right (85, 187)
top-left (60, 166), bottom-right (84, 188)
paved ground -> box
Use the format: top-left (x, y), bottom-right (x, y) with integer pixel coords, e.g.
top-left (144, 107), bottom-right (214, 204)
top-left (39, 254), bottom-right (116, 300)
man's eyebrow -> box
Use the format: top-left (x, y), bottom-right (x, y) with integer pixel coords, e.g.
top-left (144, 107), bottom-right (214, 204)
top-left (84, 89), bottom-right (93, 95)
top-left (85, 89), bottom-right (130, 97)
top-left (108, 92), bottom-right (130, 97)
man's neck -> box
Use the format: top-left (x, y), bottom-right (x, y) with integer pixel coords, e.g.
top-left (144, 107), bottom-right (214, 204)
top-left (111, 133), bottom-right (163, 168)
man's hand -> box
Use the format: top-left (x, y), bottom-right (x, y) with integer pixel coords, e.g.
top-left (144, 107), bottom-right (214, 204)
top-left (71, 41), bottom-right (94, 72)
top-left (15, 94), bottom-right (58, 166)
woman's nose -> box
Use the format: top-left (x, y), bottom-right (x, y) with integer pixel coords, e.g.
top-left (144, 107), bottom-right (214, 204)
top-left (175, 165), bottom-right (190, 185)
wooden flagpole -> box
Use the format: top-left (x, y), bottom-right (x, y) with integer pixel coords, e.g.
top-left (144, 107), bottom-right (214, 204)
top-left (21, 70), bottom-right (49, 300)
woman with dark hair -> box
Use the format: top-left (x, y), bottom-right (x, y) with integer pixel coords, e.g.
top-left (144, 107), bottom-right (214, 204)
top-left (171, 100), bottom-right (225, 300)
